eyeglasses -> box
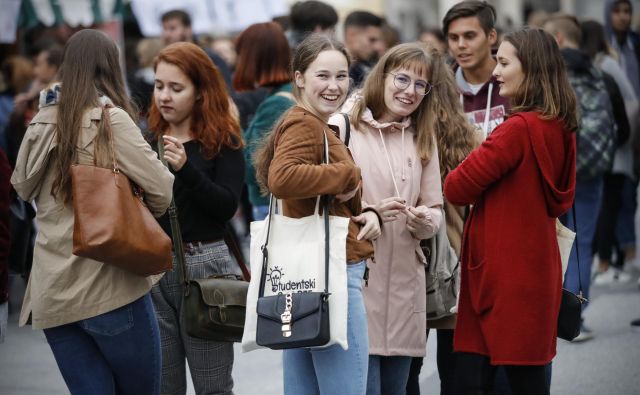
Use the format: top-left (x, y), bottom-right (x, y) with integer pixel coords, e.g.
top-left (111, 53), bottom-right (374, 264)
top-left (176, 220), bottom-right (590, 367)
top-left (387, 72), bottom-right (432, 96)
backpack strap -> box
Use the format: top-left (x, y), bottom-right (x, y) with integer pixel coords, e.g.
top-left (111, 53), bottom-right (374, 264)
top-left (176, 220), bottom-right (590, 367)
top-left (341, 113), bottom-right (351, 147)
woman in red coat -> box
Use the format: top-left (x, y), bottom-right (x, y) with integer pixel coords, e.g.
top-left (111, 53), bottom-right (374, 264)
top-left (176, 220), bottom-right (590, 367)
top-left (444, 28), bottom-right (577, 394)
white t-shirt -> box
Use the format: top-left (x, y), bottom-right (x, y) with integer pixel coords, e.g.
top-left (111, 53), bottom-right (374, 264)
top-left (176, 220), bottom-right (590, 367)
top-left (467, 82), bottom-right (484, 95)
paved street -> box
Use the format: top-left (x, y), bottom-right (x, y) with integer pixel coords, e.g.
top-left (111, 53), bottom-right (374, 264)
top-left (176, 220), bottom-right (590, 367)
top-left (1, 268), bottom-right (639, 394)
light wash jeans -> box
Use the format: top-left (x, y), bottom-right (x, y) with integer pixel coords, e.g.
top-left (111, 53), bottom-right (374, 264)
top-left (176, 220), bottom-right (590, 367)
top-left (366, 355), bottom-right (412, 395)
top-left (283, 261), bottom-right (368, 395)
top-left (562, 177), bottom-right (603, 303)
top-left (44, 294), bottom-right (161, 395)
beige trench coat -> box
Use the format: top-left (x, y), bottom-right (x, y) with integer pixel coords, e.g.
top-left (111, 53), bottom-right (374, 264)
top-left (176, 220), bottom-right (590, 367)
top-left (11, 104), bottom-right (173, 329)
top-left (330, 108), bottom-right (443, 357)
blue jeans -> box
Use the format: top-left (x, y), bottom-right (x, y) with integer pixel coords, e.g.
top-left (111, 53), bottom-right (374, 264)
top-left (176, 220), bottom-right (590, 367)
top-left (283, 261), bottom-right (369, 395)
top-left (562, 177), bottom-right (603, 304)
top-left (367, 355), bottom-right (412, 395)
top-left (43, 293), bottom-right (161, 395)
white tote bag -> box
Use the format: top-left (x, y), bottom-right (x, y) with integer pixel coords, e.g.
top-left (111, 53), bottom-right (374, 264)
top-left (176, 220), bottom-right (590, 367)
top-left (556, 218), bottom-right (576, 277)
top-left (242, 132), bottom-right (350, 352)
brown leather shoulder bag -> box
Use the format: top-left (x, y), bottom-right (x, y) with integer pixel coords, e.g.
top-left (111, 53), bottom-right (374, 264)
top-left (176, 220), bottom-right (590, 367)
top-left (71, 107), bottom-right (172, 276)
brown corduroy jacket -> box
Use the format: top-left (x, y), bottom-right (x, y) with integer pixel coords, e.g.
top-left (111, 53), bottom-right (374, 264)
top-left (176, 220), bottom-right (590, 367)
top-left (268, 106), bottom-right (374, 263)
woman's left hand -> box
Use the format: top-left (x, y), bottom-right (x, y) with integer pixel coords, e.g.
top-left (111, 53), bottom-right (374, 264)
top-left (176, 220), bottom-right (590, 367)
top-left (352, 211), bottom-right (381, 241)
top-left (405, 206), bottom-right (435, 239)
top-left (162, 135), bottom-right (188, 171)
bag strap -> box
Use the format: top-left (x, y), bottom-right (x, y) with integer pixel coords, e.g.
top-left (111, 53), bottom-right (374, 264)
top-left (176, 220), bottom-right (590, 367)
top-left (258, 131), bottom-right (331, 298)
top-left (157, 138), bottom-right (188, 287)
top-left (341, 113), bottom-right (351, 147)
top-left (571, 204), bottom-right (586, 301)
top-left (224, 224), bottom-right (251, 281)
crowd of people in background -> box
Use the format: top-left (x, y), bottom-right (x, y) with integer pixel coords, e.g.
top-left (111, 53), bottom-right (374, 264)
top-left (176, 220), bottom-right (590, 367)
top-left (1, 0), bottom-right (639, 394)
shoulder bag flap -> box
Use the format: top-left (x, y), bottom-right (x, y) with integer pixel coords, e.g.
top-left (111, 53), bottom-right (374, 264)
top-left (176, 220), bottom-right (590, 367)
top-left (256, 292), bottom-right (324, 323)
top-left (192, 277), bottom-right (248, 307)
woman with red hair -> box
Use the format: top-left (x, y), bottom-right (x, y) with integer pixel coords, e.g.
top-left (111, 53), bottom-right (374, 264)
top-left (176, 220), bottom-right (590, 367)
top-left (234, 22), bottom-right (294, 220)
top-left (148, 41), bottom-right (244, 394)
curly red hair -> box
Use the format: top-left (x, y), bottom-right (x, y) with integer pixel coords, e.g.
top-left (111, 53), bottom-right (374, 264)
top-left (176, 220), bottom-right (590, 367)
top-left (148, 42), bottom-right (243, 157)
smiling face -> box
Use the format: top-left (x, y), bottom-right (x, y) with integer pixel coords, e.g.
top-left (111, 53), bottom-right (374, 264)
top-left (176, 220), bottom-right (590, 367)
top-left (380, 67), bottom-right (429, 122)
top-left (294, 49), bottom-right (349, 120)
top-left (447, 16), bottom-right (496, 72)
top-left (493, 41), bottom-right (524, 99)
top-left (154, 61), bottom-right (198, 127)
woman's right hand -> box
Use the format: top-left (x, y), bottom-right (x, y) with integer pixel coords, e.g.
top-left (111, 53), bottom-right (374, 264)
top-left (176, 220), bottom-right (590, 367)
top-left (374, 197), bottom-right (406, 222)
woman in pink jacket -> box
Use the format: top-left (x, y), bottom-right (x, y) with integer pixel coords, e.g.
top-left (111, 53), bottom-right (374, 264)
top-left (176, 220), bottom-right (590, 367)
top-left (444, 28), bottom-right (577, 394)
top-left (331, 42), bottom-right (463, 394)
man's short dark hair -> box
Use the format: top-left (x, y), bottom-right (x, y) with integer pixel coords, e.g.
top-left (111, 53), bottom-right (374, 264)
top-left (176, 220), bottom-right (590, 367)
top-left (161, 9), bottom-right (191, 27)
top-left (344, 11), bottom-right (383, 30)
top-left (442, 0), bottom-right (497, 36)
top-left (44, 47), bottom-right (63, 68)
top-left (290, 1), bottom-right (338, 32)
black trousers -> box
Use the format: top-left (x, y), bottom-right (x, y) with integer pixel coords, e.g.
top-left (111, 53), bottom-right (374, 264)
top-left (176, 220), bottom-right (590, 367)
top-left (593, 173), bottom-right (625, 267)
top-left (406, 329), bottom-right (457, 395)
top-left (453, 352), bottom-right (549, 395)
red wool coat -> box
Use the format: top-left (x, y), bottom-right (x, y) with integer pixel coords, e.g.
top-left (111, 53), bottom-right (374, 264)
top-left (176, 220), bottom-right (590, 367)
top-left (444, 112), bottom-right (576, 365)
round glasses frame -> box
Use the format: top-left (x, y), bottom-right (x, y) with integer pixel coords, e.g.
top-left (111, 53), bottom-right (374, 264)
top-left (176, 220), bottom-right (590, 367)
top-left (387, 72), bottom-right (432, 96)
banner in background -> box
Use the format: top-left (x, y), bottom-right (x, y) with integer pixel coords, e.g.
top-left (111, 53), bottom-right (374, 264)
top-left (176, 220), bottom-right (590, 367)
top-left (130, 0), bottom-right (288, 37)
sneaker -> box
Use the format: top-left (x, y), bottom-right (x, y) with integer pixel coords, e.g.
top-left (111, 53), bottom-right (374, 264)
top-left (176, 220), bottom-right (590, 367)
top-left (572, 325), bottom-right (594, 342)
top-left (615, 270), bottom-right (632, 283)
top-left (593, 269), bottom-right (616, 285)
top-left (631, 318), bottom-right (640, 332)
top-left (593, 269), bottom-right (631, 285)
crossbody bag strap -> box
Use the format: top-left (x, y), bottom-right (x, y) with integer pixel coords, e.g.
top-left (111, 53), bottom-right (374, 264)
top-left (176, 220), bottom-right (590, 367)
top-left (258, 196), bottom-right (275, 298)
top-left (157, 138), bottom-right (188, 287)
top-left (224, 224), bottom-right (251, 281)
top-left (571, 204), bottom-right (586, 301)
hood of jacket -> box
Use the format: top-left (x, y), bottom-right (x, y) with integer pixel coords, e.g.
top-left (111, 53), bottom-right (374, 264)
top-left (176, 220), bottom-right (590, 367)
top-left (560, 47), bottom-right (594, 74)
top-left (11, 84), bottom-right (108, 201)
top-left (604, 0), bottom-right (632, 40)
top-left (517, 112), bottom-right (576, 217)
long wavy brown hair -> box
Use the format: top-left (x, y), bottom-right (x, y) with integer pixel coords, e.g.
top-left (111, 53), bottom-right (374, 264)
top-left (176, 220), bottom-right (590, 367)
top-left (504, 28), bottom-right (578, 132)
top-left (51, 29), bottom-right (137, 204)
top-left (148, 42), bottom-right (243, 157)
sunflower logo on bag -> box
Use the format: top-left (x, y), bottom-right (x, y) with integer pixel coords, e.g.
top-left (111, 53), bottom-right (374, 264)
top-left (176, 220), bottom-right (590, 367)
top-left (267, 266), bottom-right (284, 293)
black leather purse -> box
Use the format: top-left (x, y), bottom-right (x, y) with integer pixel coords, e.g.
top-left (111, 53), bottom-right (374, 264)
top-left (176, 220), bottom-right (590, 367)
top-left (255, 134), bottom-right (332, 350)
top-left (557, 205), bottom-right (588, 341)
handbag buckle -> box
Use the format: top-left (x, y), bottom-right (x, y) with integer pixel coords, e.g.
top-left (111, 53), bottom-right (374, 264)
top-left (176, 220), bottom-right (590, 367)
top-left (281, 293), bottom-right (293, 337)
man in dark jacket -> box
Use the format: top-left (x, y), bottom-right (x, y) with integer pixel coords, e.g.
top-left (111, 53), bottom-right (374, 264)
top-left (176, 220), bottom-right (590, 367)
top-left (443, 0), bottom-right (510, 137)
top-left (544, 14), bottom-right (618, 342)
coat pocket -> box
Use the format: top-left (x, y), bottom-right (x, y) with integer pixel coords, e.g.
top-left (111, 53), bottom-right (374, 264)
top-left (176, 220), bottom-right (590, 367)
top-left (466, 260), bottom-right (494, 316)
